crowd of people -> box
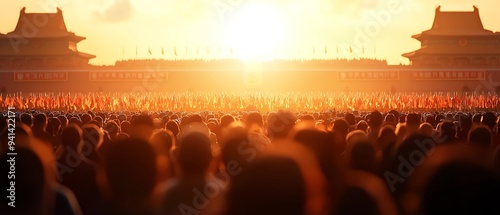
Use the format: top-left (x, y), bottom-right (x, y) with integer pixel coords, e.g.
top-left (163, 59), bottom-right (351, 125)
top-left (1, 91), bottom-right (499, 112)
top-left (1, 105), bottom-right (500, 215)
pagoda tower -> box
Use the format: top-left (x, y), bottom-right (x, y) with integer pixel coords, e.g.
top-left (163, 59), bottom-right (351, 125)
top-left (0, 7), bottom-right (95, 69)
top-left (403, 6), bottom-right (500, 67)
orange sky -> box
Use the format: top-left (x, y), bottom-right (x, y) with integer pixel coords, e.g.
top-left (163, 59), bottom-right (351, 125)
top-left (1, 0), bottom-right (500, 65)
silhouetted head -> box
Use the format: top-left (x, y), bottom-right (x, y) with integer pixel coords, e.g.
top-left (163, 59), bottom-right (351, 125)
top-left (220, 115), bottom-right (236, 129)
top-left (369, 111), bottom-right (383, 128)
top-left (61, 124), bottom-right (83, 149)
top-left (102, 138), bottom-right (156, 201)
top-left (130, 115), bottom-right (155, 140)
top-left (165, 120), bottom-right (180, 137)
top-left (420, 162), bottom-right (500, 215)
top-left (266, 110), bottom-right (297, 140)
top-left (80, 124), bottom-right (104, 162)
top-left (20, 113), bottom-right (33, 127)
top-left (178, 132), bottom-right (212, 178)
top-left (103, 121), bottom-right (120, 139)
top-left (459, 115), bottom-right (472, 132)
top-left (0, 148), bottom-right (45, 214)
top-left (227, 155), bottom-right (306, 215)
top-left (418, 122), bottom-right (434, 137)
top-left (150, 129), bottom-right (175, 157)
top-left (221, 128), bottom-right (257, 177)
top-left (120, 121), bottom-right (132, 135)
top-left (345, 113), bottom-right (356, 126)
top-left (189, 114), bottom-right (203, 124)
top-left (47, 117), bottom-right (61, 136)
top-left (406, 113), bottom-right (421, 128)
top-left (33, 113), bottom-right (47, 129)
top-left (481, 112), bottom-right (497, 130)
top-left (333, 119), bottom-right (349, 137)
top-left (439, 122), bottom-right (457, 142)
top-left (472, 113), bottom-right (482, 123)
top-left (246, 112), bottom-right (263, 128)
top-left (81, 113), bottom-right (92, 125)
top-left (350, 141), bottom-right (376, 173)
top-left (385, 114), bottom-right (396, 124)
top-left (468, 125), bottom-right (492, 148)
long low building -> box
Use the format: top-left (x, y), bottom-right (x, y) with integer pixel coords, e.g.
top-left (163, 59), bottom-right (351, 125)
top-left (0, 6), bottom-right (499, 94)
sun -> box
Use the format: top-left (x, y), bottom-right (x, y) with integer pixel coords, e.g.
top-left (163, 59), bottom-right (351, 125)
top-left (224, 4), bottom-right (287, 61)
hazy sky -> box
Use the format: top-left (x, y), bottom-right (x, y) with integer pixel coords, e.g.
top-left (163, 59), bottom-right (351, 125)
top-left (1, 0), bottom-right (499, 65)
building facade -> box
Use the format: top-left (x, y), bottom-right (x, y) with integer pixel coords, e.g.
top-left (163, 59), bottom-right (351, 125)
top-left (0, 8), bottom-right (94, 69)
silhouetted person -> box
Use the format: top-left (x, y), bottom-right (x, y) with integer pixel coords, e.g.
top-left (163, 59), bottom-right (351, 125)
top-left (20, 113), bottom-right (33, 127)
top-left (32, 113), bottom-right (57, 148)
top-left (419, 162), bottom-right (500, 215)
top-left (157, 133), bottom-right (215, 215)
top-left (458, 115), bottom-right (472, 142)
top-left (1, 148), bottom-right (83, 215)
top-left (367, 111), bottom-right (383, 143)
top-left (130, 115), bottom-right (155, 141)
top-left (266, 110), bottom-right (297, 140)
top-left (56, 124), bottom-right (101, 215)
top-left (99, 138), bottom-right (156, 215)
top-left (226, 155), bottom-right (306, 215)
top-left (468, 125), bottom-right (492, 149)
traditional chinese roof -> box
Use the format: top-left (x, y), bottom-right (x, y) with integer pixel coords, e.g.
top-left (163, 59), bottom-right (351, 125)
top-left (412, 6), bottom-right (496, 40)
top-left (5, 7), bottom-right (85, 42)
top-left (403, 46), bottom-right (500, 58)
top-left (0, 8), bottom-right (95, 60)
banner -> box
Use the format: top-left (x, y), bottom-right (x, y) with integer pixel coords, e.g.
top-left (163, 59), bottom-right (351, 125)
top-left (411, 70), bottom-right (485, 80)
top-left (89, 71), bottom-right (168, 81)
top-left (337, 71), bottom-right (399, 81)
top-left (14, 72), bottom-right (68, 82)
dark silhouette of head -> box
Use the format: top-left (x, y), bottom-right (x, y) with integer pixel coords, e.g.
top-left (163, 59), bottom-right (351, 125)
top-left (0, 148), bottom-right (45, 214)
top-left (220, 115), bottom-right (235, 129)
top-left (102, 138), bottom-right (156, 201)
top-left (481, 112), bottom-right (497, 130)
top-left (80, 124), bottom-right (104, 163)
top-left (103, 121), bottom-right (120, 139)
top-left (150, 129), bottom-right (175, 157)
top-left (368, 111), bottom-right (383, 129)
top-left (226, 155), bottom-right (306, 215)
top-left (120, 121), bottom-right (132, 135)
top-left (178, 133), bottom-right (212, 178)
top-left (472, 113), bottom-right (482, 123)
top-left (406, 113), bottom-right (421, 128)
top-left (350, 141), bottom-right (376, 173)
top-left (33, 113), bottom-right (48, 129)
top-left (165, 120), bottom-right (180, 137)
top-left (20, 113), bottom-right (33, 127)
top-left (47, 117), bottom-right (61, 136)
top-left (246, 112), bottom-right (264, 128)
top-left (420, 162), bottom-right (500, 215)
top-left (356, 120), bottom-right (369, 132)
top-left (385, 114), bottom-right (396, 124)
top-left (345, 113), bottom-right (356, 126)
top-left (61, 124), bottom-right (83, 150)
top-left (221, 128), bottom-right (257, 177)
top-left (439, 122), bottom-right (457, 143)
top-left (468, 125), bottom-right (492, 148)
top-left (266, 110), bottom-right (297, 140)
top-left (130, 115), bottom-right (155, 140)
top-left (333, 119), bottom-right (349, 137)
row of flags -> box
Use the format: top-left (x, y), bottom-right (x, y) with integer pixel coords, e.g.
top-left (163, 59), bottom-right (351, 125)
top-left (124, 46), bottom-right (378, 57)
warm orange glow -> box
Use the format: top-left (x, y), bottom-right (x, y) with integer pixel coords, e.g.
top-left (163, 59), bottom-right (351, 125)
top-left (224, 3), bottom-right (288, 61)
